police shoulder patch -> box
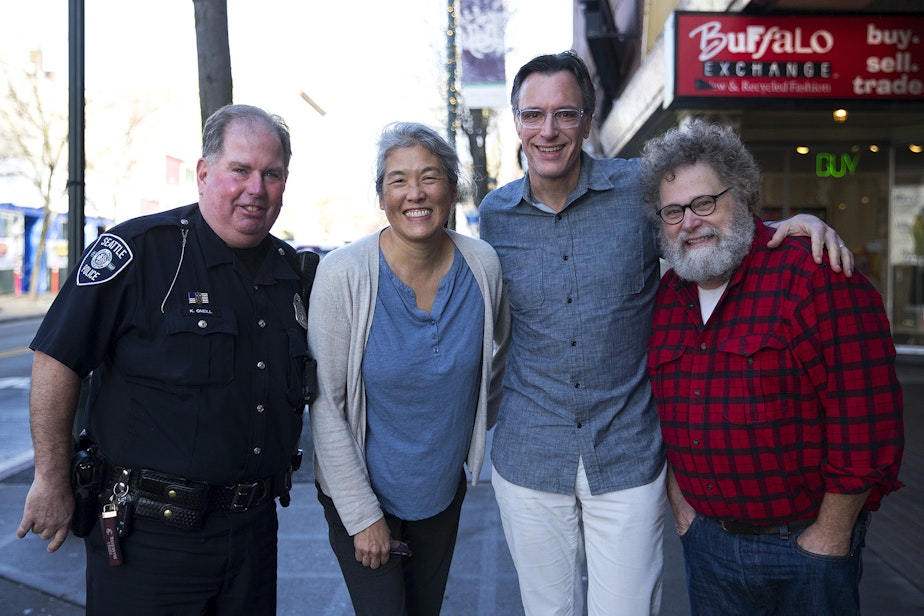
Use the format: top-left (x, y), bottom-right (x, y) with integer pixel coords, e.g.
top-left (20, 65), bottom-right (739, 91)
top-left (76, 233), bottom-right (134, 286)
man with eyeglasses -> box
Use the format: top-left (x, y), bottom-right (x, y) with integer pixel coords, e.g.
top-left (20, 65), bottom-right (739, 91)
top-left (478, 51), bottom-right (854, 616)
top-left (641, 119), bottom-right (903, 616)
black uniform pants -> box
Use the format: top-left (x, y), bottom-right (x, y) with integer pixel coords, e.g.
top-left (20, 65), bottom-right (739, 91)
top-left (317, 473), bottom-right (466, 616)
top-left (84, 500), bottom-right (278, 615)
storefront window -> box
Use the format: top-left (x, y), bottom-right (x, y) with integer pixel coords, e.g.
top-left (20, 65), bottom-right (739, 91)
top-left (749, 142), bottom-right (924, 348)
top-left (891, 145), bottom-right (924, 347)
top-left (753, 142), bottom-right (890, 292)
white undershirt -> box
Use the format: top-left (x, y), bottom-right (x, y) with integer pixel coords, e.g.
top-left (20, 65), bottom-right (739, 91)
top-left (697, 282), bottom-right (728, 323)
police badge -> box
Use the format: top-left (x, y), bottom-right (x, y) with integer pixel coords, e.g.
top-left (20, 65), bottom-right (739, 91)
top-left (293, 293), bottom-right (308, 329)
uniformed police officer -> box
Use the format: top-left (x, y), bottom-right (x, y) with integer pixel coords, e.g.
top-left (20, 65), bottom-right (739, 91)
top-left (17, 104), bottom-right (308, 615)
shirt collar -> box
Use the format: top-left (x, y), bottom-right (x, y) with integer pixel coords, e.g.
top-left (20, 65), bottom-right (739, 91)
top-left (192, 205), bottom-right (297, 284)
top-left (522, 152), bottom-right (620, 212)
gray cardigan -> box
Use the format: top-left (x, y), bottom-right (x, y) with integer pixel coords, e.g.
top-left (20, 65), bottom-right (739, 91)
top-left (307, 229), bottom-right (510, 535)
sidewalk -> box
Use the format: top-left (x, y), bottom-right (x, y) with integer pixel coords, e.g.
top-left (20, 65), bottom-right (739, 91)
top-left (0, 291), bottom-right (56, 324)
top-left (1, 293), bottom-right (923, 614)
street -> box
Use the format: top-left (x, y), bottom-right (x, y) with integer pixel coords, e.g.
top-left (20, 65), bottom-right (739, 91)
top-left (0, 317), bottom-right (40, 479)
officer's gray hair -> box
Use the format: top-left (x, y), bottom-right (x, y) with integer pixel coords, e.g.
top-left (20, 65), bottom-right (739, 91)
top-left (201, 104), bottom-right (292, 173)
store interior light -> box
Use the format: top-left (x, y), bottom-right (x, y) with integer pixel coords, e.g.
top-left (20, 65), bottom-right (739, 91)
top-left (869, 145), bottom-right (880, 153)
top-left (910, 144), bottom-right (923, 153)
top-left (796, 146), bottom-right (810, 154)
top-left (833, 108), bottom-right (848, 123)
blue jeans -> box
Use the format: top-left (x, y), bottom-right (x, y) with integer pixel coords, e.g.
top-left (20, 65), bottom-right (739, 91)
top-left (679, 512), bottom-right (870, 616)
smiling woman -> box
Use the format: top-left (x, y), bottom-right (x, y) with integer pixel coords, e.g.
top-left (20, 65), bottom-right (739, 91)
top-left (307, 122), bottom-right (510, 616)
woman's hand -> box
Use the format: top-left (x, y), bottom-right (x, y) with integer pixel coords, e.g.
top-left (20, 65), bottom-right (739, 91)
top-left (353, 517), bottom-right (392, 569)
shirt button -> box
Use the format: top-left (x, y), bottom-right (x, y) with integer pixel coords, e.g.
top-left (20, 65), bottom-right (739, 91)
top-left (555, 214), bottom-right (562, 221)
top-left (706, 483), bottom-right (714, 490)
top-left (693, 439), bottom-right (700, 446)
top-left (563, 255), bottom-right (569, 261)
top-left (258, 319), bottom-right (266, 328)
top-left (700, 343), bottom-right (707, 351)
top-left (577, 422), bottom-right (583, 428)
top-left (257, 361), bottom-right (266, 370)
top-left (571, 340), bottom-right (577, 346)
top-left (197, 320), bottom-right (207, 329)
top-left (253, 447), bottom-right (262, 455)
top-left (256, 404), bottom-right (265, 413)
top-left (574, 382), bottom-right (580, 388)
top-left (566, 297), bottom-right (573, 303)
top-left (694, 390), bottom-right (701, 396)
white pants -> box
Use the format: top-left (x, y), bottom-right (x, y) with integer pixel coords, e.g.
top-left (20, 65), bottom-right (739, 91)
top-left (492, 460), bottom-right (666, 616)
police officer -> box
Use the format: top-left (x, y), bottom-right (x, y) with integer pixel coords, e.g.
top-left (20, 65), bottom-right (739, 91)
top-left (17, 104), bottom-right (307, 615)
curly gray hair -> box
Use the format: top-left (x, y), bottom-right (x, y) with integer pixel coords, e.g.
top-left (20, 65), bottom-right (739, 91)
top-left (639, 118), bottom-right (761, 223)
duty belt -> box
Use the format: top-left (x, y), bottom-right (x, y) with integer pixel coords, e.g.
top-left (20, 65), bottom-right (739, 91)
top-left (105, 466), bottom-right (278, 531)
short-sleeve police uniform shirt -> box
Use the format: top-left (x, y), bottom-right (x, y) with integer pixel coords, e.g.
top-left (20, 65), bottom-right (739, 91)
top-left (31, 204), bottom-right (307, 485)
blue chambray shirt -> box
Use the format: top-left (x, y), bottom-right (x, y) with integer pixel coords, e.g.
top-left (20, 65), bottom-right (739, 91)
top-left (479, 153), bottom-right (665, 496)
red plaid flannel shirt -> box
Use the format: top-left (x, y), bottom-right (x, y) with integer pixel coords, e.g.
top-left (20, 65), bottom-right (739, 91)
top-left (648, 221), bottom-right (904, 524)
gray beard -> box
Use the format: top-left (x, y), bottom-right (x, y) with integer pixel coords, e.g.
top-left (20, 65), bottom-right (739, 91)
top-left (659, 209), bottom-right (755, 286)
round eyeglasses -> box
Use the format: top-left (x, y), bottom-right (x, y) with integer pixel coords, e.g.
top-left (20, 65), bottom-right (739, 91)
top-left (656, 188), bottom-right (732, 225)
top-left (516, 108), bottom-right (585, 129)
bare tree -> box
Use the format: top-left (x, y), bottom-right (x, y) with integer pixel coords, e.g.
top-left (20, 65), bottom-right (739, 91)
top-left (0, 55), bottom-right (154, 300)
top-left (0, 61), bottom-right (68, 300)
top-left (192, 0), bottom-right (233, 127)
top-left (85, 98), bottom-right (156, 223)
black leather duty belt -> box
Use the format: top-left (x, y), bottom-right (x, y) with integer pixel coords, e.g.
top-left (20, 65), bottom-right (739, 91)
top-left (716, 517), bottom-right (815, 535)
top-left (106, 467), bottom-right (276, 531)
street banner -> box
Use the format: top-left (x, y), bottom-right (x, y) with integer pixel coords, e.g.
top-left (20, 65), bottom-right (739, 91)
top-left (459, 0), bottom-right (507, 109)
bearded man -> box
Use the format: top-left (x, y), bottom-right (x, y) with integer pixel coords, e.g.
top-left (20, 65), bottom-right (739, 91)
top-left (640, 118), bottom-right (904, 616)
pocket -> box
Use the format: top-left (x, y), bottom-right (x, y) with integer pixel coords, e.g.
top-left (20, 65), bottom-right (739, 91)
top-left (678, 513), bottom-right (702, 542)
top-left (582, 225), bottom-right (645, 298)
top-left (160, 307), bottom-right (238, 385)
top-left (503, 249), bottom-right (545, 311)
top-left (648, 344), bottom-right (687, 420)
top-left (716, 334), bottom-right (794, 424)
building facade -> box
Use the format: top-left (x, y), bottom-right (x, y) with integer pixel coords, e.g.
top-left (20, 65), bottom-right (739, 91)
top-left (574, 0), bottom-right (924, 354)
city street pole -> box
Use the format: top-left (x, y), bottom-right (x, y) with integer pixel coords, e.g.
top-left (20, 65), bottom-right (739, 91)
top-left (446, 0), bottom-right (458, 229)
top-left (67, 0), bottom-right (86, 275)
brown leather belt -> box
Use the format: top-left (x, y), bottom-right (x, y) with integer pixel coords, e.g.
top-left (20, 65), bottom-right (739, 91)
top-left (717, 517), bottom-right (815, 535)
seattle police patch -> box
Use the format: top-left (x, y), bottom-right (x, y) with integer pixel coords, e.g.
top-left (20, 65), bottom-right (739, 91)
top-left (76, 233), bottom-right (134, 286)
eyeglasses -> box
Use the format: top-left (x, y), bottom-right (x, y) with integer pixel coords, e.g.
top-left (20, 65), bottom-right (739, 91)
top-left (516, 108), bottom-right (585, 129)
top-left (656, 188), bottom-right (732, 225)
top-left (389, 540), bottom-right (412, 557)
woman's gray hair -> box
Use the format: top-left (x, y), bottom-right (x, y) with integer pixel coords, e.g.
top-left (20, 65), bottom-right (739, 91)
top-left (374, 122), bottom-right (463, 198)
top-left (201, 104), bottom-right (292, 173)
top-left (639, 118), bottom-right (761, 222)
